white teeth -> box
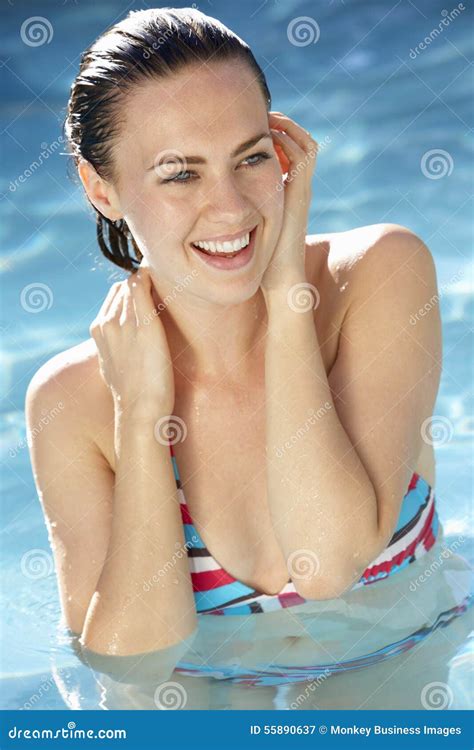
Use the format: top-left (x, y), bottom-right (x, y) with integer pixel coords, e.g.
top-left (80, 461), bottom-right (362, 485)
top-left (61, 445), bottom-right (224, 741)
top-left (194, 232), bottom-right (250, 254)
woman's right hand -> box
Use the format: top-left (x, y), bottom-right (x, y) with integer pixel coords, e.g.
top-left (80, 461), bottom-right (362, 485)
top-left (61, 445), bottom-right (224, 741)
top-left (89, 268), bottom-right (175, 417)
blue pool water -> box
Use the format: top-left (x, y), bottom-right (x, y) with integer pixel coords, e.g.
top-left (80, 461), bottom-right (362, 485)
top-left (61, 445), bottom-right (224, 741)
top-left (1, 0), bottom-right (472, 710)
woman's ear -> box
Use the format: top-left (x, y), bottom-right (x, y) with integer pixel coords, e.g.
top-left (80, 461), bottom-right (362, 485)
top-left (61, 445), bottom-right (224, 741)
top-left (273, 141), bottom-right (291, 176)
top-left (77, 158), bottom-right (122, 222)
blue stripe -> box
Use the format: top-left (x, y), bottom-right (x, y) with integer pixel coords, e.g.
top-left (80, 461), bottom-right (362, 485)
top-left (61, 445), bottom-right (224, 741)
top-left (183, 523), bottom-right (206, 548)
top-left (394, 474), bottom-right (431, 530)
top-left (170, 454), bottom-right (180, 483)
top-left (195, 580), bottom-right (256, 612)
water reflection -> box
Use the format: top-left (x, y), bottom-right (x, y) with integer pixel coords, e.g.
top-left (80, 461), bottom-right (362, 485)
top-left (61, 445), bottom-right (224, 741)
top-left (52, 526), bottom-right (473, 710)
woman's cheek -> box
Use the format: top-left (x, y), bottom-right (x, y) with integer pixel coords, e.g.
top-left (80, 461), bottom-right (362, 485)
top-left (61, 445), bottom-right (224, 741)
top-left (261, 170), bottom-right (285, 218)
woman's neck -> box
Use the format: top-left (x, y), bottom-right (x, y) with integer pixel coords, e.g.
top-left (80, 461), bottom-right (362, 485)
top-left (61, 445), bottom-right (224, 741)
top-left (150, 278), bottom-right (268, 389)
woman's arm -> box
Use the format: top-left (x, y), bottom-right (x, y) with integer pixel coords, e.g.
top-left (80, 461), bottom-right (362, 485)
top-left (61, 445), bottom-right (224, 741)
top-left (81, 406), bottom-right (198, 655)
top-left (26, 362), bottom-right (197, 657)
top-left (263, 226), bottom-right (441, 600)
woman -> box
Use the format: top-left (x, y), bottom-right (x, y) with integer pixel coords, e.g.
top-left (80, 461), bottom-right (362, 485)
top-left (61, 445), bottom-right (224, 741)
top-left (26, 7), bottom-right (442, 659)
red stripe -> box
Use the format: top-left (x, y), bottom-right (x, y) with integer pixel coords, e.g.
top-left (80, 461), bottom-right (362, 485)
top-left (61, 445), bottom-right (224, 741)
top-left (362, 496), bottom-right (435, 579)
top-left (180, 502), bottom-right (193, 525)
top-left (407, 472), bottom-right (419, 492)
top-left (279, 592), bottom-right (306, 608)
top-left (423, 522), bottom-right (436, 552)
top-left (191, 568), bottom-right (237, 591)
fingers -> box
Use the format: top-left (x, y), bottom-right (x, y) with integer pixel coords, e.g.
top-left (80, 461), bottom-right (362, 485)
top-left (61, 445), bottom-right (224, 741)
top-left (90, 281), bottom-right (124, 335)
top-left (127, 268), bottom-right (157, 326)
top-left (269, 112), bottom-right (318, 154)
top-left (90, 269), bottom-right (158, 337)
top-left (119, 283), bottom-right (134, 326)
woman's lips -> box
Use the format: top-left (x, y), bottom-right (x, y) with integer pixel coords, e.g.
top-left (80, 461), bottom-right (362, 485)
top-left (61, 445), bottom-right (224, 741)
top-left (190, 226), bottom-right (258, 271)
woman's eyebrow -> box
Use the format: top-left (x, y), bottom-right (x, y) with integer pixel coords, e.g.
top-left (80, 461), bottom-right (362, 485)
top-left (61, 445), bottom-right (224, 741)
top-left (147, 132), bottom-right (272, 169)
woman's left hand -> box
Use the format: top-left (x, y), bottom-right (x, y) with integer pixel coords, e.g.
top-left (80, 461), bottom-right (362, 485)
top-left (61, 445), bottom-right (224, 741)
top-left (260, 112), bottom-right (318, 296)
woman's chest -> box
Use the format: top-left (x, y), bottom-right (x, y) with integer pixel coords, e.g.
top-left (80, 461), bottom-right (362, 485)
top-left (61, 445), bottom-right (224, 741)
top-left (171, 382), bottom-right (287, 592)
top-left (168, 314), bottom-right (340, 592)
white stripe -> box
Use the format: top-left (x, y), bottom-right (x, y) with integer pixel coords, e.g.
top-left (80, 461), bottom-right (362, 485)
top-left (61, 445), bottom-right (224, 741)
top-left (365, 489), bottom-right (434, 567)
top-left (189, 556), bottom-right (221, 573)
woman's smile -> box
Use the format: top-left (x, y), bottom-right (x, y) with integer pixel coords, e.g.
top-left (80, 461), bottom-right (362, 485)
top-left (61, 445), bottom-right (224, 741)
top-left (190, 224), bottom-right (258, 270)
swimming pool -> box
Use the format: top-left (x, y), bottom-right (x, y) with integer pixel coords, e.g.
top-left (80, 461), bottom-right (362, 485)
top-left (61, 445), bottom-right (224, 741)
top-left (1, 0), bottom-right (472, 710)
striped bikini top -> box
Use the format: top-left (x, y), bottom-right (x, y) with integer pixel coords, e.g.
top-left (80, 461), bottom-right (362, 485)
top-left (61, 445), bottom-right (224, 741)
top-left (169, 443), bottom-right (439, 616)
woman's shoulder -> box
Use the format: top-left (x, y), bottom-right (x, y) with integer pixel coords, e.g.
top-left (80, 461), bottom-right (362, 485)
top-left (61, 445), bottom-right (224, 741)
top-left (306, 222), bottom-right (431, 283)
top-left (25, 337), bottom-right (112, 445)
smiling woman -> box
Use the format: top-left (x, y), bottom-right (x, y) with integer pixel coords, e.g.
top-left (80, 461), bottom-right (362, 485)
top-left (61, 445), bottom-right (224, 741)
top-left (24, 6), bottom-right (447, 667)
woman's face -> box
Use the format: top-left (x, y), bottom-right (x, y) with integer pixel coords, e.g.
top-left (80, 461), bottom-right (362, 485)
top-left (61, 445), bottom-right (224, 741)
top-left (111, 59), bottom-right (285, 305)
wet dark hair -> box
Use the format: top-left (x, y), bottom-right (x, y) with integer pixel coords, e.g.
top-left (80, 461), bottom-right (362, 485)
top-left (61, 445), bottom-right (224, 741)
top-left (63, 7), bottom-right (272, 273)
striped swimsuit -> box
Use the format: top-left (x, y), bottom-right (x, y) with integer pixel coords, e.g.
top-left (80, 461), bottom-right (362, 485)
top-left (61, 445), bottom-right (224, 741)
top-left (169, 443), bottom-right (439, 616)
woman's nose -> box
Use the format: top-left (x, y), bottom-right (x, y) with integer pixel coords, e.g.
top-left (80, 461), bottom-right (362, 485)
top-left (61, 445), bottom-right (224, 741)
top-left (202, 176), bottom-right (250, 222)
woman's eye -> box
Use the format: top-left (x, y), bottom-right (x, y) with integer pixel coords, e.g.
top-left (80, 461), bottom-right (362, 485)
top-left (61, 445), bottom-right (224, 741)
top-left (162, 170), bottom-right (196, 184)
top-left (161, 152), bottom-right (272, 184)
top-left (242, 151), bottom-right (272, 167)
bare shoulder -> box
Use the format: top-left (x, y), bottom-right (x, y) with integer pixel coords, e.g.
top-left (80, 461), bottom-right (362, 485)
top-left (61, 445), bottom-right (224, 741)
top-left (25, 337), bottom-right (111, 446)
top-left (306, 222), bottom-right (436, 299)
